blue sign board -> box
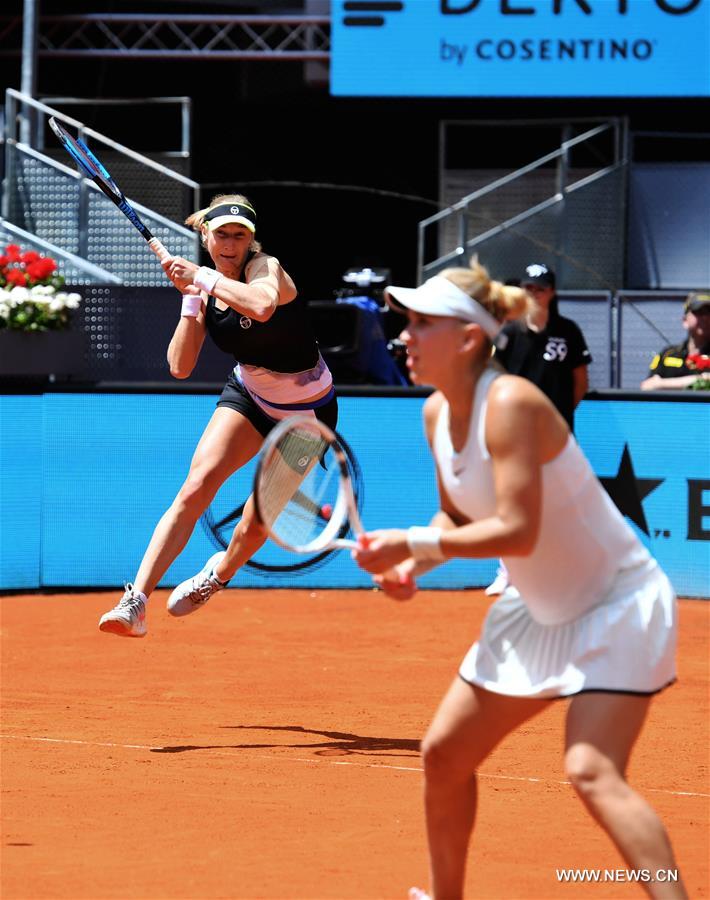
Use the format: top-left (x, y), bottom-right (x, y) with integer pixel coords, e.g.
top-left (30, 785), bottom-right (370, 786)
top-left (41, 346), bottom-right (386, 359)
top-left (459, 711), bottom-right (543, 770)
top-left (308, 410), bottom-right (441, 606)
top-left (1, 392), bottom-right (708, 597)
top-left (331, 0), bottom-right (710, 97)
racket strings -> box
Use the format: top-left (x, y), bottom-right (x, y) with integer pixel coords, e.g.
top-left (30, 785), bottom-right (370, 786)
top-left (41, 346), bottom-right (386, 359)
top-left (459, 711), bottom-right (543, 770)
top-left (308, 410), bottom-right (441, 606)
top-left (275, 479), bottom-right (340, 546)
top-left (49, 119), bottom-right (120, 196)
top-left (258, 426), bottom-right (342, 549)
top-left (73, 139), bottom-right (120, 196)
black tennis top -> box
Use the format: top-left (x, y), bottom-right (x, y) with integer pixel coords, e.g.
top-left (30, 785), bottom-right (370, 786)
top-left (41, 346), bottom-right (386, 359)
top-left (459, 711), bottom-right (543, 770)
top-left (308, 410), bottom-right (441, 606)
top-left (203, 258), bottom-right (320, 374)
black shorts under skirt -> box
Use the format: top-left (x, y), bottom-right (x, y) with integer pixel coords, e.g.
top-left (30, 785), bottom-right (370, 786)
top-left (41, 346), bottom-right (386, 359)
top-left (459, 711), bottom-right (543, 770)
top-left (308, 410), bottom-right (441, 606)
top-left (216, 371), bottom-right (338, 439)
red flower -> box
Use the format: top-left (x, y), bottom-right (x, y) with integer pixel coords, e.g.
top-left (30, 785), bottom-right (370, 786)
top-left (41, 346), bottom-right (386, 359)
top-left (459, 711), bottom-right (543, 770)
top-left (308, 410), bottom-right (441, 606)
top-left (6, 268), bottom-right (28, 286)
top-left (26, 258), bottom-right (57, 282)
top-left (26, 261), bottom-right (44, 282)
top-left (1, 244), bottom-right (63, 291)
top-left (687, 352), bottom-right (710, 372)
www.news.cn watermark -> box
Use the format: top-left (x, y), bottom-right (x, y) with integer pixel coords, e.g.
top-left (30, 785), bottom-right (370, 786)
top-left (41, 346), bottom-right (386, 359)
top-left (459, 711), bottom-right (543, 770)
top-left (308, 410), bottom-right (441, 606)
top-left (556, 869), bottom-right (680, 884)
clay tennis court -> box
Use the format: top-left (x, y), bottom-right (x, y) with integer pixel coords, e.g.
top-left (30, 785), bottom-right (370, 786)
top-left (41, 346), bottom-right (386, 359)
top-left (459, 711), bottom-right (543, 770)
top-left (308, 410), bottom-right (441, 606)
top-left (2, 588), bottom-right (708, 899)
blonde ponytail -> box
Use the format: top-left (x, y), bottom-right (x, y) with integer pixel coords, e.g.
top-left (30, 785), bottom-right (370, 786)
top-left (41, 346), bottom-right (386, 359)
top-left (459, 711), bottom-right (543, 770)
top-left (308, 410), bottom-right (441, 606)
top-left (439, 257), bottom-right (526, 325)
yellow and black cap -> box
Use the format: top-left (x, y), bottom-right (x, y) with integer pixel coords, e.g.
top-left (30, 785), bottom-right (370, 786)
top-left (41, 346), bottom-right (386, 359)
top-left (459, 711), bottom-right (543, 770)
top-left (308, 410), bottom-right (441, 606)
top-left (684, 291), bottom-right (710, 314)
top-left (203, 202), bottom-right (256, 233)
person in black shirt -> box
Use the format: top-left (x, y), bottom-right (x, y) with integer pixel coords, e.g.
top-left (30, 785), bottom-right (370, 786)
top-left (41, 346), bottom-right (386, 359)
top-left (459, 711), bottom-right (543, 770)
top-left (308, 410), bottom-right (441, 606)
top-left (98, 194), bottom-right (337, 637)
top-left (496, 263), bottom-right (591, 431)
top-left (487, 263), bottom-right (591, 596)
top-left (640, 291), bottom-right (710, 391)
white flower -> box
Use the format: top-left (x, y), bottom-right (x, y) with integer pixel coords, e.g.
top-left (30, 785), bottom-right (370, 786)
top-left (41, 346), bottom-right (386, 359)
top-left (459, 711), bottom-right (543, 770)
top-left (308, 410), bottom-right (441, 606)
top-left (49, 297), bottom-right (66, 312)
top-left (0, 302), bottom-right (10, 320)
top-left (9, 286), bottom-right (30, 302)
top-left (54, 291), bottom-right (82, 310)
top-left (30, 284), bottom-right (56, 297)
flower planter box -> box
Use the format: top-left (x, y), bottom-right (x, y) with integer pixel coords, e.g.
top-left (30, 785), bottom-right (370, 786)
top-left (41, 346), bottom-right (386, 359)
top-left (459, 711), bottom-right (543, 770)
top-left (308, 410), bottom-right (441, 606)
top-left (0, 329), bottom-right (88, 379)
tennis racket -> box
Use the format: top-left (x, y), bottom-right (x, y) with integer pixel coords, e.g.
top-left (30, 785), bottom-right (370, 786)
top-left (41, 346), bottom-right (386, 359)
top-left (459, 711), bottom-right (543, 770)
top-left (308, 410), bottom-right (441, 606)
top-left (48, 117), bottom-right (170, 263)
top-left (254, 416), bottom-right (364, 554)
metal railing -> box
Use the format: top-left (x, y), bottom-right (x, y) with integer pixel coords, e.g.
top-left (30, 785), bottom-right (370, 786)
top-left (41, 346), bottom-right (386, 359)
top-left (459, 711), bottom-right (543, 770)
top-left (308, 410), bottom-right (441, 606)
top-left (38, 96), bottom-right (193, 159)
top-left (0, 218), bottom-right (121, 285)
top-left (2, 90), bottom-right (200, 284)
top-left (0, 13), bottom-right (330, 60)
top-left (4, 89), bottom-right (199, 199)
top-left (418, 119), bottom-right (628, 288)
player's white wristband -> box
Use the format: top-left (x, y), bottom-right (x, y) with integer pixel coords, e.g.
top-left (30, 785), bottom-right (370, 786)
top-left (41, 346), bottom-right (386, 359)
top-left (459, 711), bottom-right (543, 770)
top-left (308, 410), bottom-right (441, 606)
top-left (193, 266), bottom-right (221, 295)
top-left (407, 526), bottom-right (445, 563)
top-left (181, 294), bottom-right (202, 317)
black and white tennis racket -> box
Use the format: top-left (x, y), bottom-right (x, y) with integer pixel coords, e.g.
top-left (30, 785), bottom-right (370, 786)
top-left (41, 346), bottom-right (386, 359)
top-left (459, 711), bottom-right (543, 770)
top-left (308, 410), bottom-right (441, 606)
top-left (48, 117), bottom-right (170, 263)
top-left (254, 416), bottom-right (364, 554)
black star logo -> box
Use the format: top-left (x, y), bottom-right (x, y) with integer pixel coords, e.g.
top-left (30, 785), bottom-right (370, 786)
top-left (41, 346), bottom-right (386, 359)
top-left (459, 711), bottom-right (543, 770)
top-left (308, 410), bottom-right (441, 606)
top-left (599, 444), bottom-right (663, 536)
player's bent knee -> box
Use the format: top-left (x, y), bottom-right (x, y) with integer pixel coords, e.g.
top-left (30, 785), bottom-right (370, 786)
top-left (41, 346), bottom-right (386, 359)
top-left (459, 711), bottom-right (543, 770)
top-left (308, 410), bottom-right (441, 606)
top-left (176, 473), bottom-right (219, 516)
top-left (420, 738), bottom-right (449, 781)
top-left (241, 515), bottom-right (266, 538)
top-left (421, 734), bottom-right (475, 784)
top-left (251, 520), bottom-right (268, 540)
top-left (564, 746), bottom-right (617, 798)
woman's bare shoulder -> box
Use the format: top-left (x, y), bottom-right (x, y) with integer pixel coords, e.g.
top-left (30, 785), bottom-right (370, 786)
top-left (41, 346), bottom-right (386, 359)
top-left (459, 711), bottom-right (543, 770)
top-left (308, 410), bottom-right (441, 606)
top-left (489, 372), bottom-right (542, 409)
top-left (244, 251), bottom-right (276, 277)
top-left (487, 373), bottom-right (566, 454)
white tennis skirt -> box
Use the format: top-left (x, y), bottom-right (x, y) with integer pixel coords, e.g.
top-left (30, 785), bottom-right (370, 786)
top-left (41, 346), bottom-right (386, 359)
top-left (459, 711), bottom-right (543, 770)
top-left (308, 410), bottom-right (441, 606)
top-left (459, 559), bottom-right (677, 698)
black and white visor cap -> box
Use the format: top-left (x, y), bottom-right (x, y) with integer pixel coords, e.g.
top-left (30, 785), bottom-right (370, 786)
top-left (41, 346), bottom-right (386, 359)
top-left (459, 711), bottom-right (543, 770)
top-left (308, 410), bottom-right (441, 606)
top-left (385, 276), bottom-right (502, 342)
top-left (204, 202), bottom-right (256, 234)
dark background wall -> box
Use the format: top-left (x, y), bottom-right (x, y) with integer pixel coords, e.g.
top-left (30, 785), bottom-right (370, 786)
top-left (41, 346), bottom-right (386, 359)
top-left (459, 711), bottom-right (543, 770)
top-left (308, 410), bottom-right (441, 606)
top-left (2, 1), bottom-right (709, 300)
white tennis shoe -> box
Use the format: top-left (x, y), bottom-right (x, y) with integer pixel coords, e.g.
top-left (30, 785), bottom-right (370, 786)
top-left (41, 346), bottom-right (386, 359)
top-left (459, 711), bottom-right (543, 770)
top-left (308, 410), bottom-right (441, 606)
top-left (408, 889), bottom-right (432, 900)
top-left (99, 584), bottom-right (147, 637)
top-left (167, 552), bottom-right (228, 617)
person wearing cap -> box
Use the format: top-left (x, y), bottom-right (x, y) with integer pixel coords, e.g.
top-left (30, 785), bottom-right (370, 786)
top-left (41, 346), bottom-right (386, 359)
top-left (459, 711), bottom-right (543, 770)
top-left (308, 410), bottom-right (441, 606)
top-left (640, 291), bottom-right (710, 391)
top-left (353, 258), bottom-right (684, 900)
top-left (485, 263), bottom-right (592, 598)
top-left (496, 263), bottom-right (591, 432)
top-left (98, 194), bottom-right (338, 637)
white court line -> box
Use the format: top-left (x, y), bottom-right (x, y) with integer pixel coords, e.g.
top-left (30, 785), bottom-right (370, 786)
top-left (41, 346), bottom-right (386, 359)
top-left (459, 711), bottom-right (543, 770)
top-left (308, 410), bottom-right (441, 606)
top-left (2, 734), bottom-right (158, 750)
top-left (2, 733), bottom-right (708, 799)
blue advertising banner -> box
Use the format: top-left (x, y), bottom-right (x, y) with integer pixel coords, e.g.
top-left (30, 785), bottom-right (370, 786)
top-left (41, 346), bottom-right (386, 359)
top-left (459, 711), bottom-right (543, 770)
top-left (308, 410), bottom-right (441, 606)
top-left (331, 0), bottom-right (710, 97)
top-left (1, 392), bottom-right (708, 597)
top-left (0, 396), bottom-right (42, 589)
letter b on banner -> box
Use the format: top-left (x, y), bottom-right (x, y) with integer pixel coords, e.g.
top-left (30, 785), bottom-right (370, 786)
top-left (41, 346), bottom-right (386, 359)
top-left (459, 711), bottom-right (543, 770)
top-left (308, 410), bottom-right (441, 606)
top-left (687, 480), bottom-right (710, 541)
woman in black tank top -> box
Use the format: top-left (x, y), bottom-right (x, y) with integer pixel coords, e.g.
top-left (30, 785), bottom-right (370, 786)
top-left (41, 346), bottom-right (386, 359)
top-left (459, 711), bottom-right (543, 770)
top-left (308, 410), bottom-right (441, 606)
top-left (98, 194), bottom-right (337, 638)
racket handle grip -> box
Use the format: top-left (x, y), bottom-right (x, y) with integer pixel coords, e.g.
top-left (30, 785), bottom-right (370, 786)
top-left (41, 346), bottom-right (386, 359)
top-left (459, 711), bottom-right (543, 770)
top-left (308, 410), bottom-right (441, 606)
top-left (148, 238), bottom-right (171, 262)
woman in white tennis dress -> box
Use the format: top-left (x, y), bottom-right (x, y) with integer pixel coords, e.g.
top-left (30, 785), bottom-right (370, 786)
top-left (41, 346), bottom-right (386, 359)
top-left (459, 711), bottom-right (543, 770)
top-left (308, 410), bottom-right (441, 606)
top-left (353, 260), bottom-right (685, 900)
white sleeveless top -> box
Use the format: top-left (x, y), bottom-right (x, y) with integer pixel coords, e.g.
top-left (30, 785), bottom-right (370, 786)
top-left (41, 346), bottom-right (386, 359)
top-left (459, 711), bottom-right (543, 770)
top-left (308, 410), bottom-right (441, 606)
top-left (433, 368), bottom-right (650, 626)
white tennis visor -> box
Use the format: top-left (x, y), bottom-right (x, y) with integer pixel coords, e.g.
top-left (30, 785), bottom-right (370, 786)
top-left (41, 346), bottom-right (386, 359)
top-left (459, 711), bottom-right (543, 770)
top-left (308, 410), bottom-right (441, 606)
top-left (385, 276), bottom-right (502, 342)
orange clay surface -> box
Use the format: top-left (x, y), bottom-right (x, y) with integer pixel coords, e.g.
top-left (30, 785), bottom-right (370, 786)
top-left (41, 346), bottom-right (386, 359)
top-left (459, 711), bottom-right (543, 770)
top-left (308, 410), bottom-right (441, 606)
top-left (1, 589), bottom-right (708, 900)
